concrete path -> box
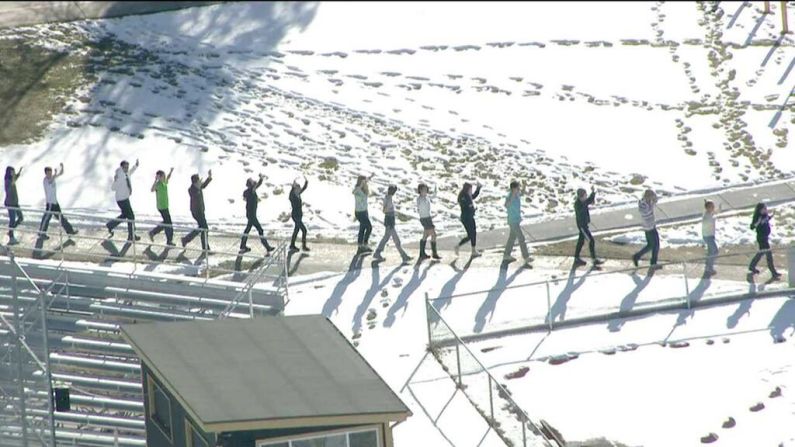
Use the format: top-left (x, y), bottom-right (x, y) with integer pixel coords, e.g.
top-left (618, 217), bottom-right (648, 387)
top-left (0, 1), bottom-right (218, 29)
top-left (434, 178), bottom-right (795, 250)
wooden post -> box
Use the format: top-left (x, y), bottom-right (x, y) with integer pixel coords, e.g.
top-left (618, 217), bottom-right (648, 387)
top-left (782, 1), bottom-right (789, 34)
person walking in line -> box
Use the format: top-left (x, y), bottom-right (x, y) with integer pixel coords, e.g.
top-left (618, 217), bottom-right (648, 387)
top-left (39, 163), bottom-right (78, 239)
top-left (502, 180), bottom-right (531, 264)
top-left (702, 199), bottom-right (719, 277)
top-left (5, 166), bottom-right (23, 245)
top-left (106, 159), bottom-right (140, 241)
top-left (372, 185), bottom-right (412, 263)
top-left (289, 177), bottom-right (309, 253)
top-left (239, 174), bottom-right (275, 255)
top-left (353, 175), bottom-right (373, 253)
top-left (455, 181), bottom-right (482, 258)
top-left (748, 202), bottom-right (781, 279)
top-left (573, 186), bottom-right (604, 267)
top-left (632, 189), bottom-right (661, 270)
top-left (181, 170), bottom-right (212, 252)
top-left (148, 168), bottom-right (175, 246)
top-left (417, 183), bottom-right (441, 260)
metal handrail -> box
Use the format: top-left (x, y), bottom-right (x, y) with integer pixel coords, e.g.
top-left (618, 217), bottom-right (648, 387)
top-left (430, 244), bottom-right (794, 303)
top-left (218, 241), bottom-right (289, 319)
top-left (425, 299), bottom-right (549, 446)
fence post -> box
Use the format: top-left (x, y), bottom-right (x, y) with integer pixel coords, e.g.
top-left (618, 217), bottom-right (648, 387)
top-left (58, 219), bottom-right (64, 265)
top-left (11, 262), bottom-right (29, 447)
top-left (39, 288), bottom-right (57, 446)
top-left (782, 1), bottom-right (789, 34)
top-left (131, 220), bottom-right (138, 274)
top-left (682, 261), bottom-right (690, 309)
top-left (488, 376), bottom-right (494, 422)
top-left (455, 343), bottom-right (462, 388)
top-left (424, 293), bottom-right (433, 349)
top-left (248, 287), bottom-right (254, 318)
top-left (546, 280), bottom-right (553, 332)
top-left (204, 229), bottom-right (210, 281)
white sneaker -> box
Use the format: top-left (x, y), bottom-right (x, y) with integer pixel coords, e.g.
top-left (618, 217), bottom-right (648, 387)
top-left (503, 256), bottom-right (517, 263)
top-left (471, 247), bottom-right (482, 258)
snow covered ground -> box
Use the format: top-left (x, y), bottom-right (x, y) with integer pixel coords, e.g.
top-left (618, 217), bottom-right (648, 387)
top-left (3, 1), bottom-right (795, 245)
top-left (3, 1), bottom-right (795, 446)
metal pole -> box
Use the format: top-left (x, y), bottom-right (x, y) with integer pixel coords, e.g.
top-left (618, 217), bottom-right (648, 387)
top-left (546, 281), bottom-right (553, 332)
top-left (682, 261), bottom-right (691, 309)
top-left (248, 287), bottom-right (254, 318)
top-left (131, 220), bottom-right (137, 274)
top-left (424, 293), bottom-right (433, 349)
top-left (455, 343), bottom-right (462, 387)
top-left (58, 219), bottom-right (64, 265)
top-left (522, 417), bottom-right (527, 447)
top-left (766, 1), bottom-right (771, 13)
top-left (39, 289), bottom-right (57, 446)
top-left (204, 229), bottom-right (210, 281)
top-left (782, 1), bottom-right (789, 34)
top-left (488, 376), bottom-right (494, 421)
top-left (11, 264), bottom-right (29, 447)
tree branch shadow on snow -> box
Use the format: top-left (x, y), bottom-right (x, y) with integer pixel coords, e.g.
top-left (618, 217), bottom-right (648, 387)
top-left (353, 262), bottom-right (402, 335)
top-left (606, 269), bottom-right (655, 333)
top-left (473, 261), bottom-right (530, 334)
top-left (383, 261), bottom-right (436, 328)
top-left (322, 253), bottom-right (366, 318)
top-left (546, 266), bottom-right (595, 326)
top-left (429, 257), bottom-right (474, 323)
top-left (21, 2), bottom-right (319, 214)
top-left (768, 298), bottom-right (795, 342)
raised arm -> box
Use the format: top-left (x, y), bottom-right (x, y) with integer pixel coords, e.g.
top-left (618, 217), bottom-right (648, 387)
top-left (472, 184), bottom-right (482, 200)
top-left (55, 163), bottom-right (65, 178)
top-left (301, 179), bottom-right (308, 193)
top-left (166, 167), bottom-right (173, 182)
top-left (14, 167), bottom-right (22, 181)
top-left (201, 170), bottom-right (212, 189)
top-left (150, 179), bottom-right (158, 192)
top-left (129, 159), bottom-right (139, 176)
top-left (255, 174), bottom-right (264, 189)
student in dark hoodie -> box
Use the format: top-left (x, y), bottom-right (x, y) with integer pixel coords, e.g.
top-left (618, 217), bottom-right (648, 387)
top-left (573, 186), bottom-right (604, 267)
top-left (289, 177), bottom-right (309, 252)
top-left (748, 202), bottom-right (781, 279)
top-left (181, 170), bottom-right (212, 252)
top-left (239, 174), bottom-right (275, 255)
top-left (4, 166), bottom-right (23, 245)
top-left (455, 181), bottom-right (482, 258)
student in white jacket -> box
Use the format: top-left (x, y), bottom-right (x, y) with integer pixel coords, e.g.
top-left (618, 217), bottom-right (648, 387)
top-left (105, 159), bottom-right (140, 241)
top-left (416, 183), bottom-right (441, 260)
top-left (632, 189), bottom-right (661, 269)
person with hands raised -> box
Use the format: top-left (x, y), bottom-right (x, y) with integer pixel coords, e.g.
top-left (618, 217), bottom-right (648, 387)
top-left (239, 173), bottom-right (275, 255)
top-left (148, 167), bottom-right (175, 246)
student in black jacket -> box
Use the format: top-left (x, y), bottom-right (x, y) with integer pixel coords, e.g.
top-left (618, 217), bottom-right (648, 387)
top-left (289, 177), bottom-right (309, 252)
top-left (239, 174), bottom-right (275, 255)
top-left (454, 181), bottom-right (482, 258)
top-left (748, 202), bottom-right (781, 279)
top-left (181, 170), bottom-right (212, 252)
top-left (573, 186), bottom-right (604, 266)
top-left (4, 166), bottom-right (23, 245)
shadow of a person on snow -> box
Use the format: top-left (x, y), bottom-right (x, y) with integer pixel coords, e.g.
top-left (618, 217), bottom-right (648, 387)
top-left (473, 260), bottom-right (531, 333)
top-left (322, 252), bottom-right (367, 317)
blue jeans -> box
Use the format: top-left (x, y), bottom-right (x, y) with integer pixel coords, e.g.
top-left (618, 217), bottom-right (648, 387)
top-left (7, 207), bottom-right (23, 238)
top-left (703, 236), bottom-right (718, 272)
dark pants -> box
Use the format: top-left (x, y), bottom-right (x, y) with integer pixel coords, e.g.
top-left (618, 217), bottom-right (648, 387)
top-left (457, 216), bottom-right (477, 247)
top-left (106, 199), bottom-right (136, 239)
top-left (291, 213), bottom-right (307, 248)
top-left (749, 237), bottom-right (777, 274)
top-left (39, 203), bottom-right (75, 235)
top-left (240, 215), bottom-right (272, 250)
top-left (183, 211), bottom-right (209, 250)
top-left (575, 225), bottom-right (596, 259)
top-left (355, 211), bottom-right (372, 245)
top-left (149, 209), bottom-right (174, 243)
top-left (634, 229), bottom-right (659, 265)
top-left (7, 207), bottom-right (23, 238)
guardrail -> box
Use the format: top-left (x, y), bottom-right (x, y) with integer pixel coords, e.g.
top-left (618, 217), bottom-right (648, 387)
top-left (424, 245), bottom-right (795, 446)
top-left (425, 299), bottom-right (552, 447)
top-left (2, 205), bottom-right (288, 284)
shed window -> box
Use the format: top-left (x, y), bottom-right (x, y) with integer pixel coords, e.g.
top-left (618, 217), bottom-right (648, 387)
top-left (147, 376), bottom-right (173, 440)
top-left (258, 427), bottom-right (379, 447)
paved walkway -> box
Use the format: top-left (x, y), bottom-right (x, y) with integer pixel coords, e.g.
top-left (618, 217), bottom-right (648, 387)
top-left (0, 1), bottom-right (218, 29)
top-left (434, 178), bottom-right (795, 249)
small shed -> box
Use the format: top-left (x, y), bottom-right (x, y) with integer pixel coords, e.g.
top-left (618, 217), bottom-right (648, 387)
top-left (121, 316), bottom-right (411, 447)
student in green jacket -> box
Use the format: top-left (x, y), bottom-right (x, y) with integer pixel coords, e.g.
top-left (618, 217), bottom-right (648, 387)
top-left (148, 168), bottom-right (175, 246)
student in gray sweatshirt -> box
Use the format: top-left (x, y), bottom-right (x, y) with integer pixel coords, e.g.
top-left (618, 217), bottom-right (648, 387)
top-left (372, 185), bottom-right (412, 263)
top-left (632, 189), bottom-right (661, 269)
